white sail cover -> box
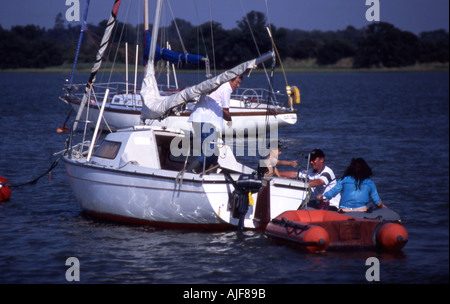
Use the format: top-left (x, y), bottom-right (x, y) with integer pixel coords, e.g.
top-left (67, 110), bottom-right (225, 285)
top-left (140, 52), bottom-right (274, 120)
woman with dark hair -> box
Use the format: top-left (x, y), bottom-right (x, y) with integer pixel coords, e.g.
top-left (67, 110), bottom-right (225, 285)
top-left (320, 158), bottom-right (386, 212)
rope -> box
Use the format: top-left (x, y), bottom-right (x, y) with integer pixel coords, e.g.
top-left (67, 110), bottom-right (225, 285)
top-left (9, 158), bottom-right (60, 188)
top-left (266, 26), bottom-right (289, 87)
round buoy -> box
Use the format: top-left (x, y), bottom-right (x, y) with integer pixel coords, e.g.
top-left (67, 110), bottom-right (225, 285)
top-left (303, 225), bottom-right (330, 253)
top-left (57, 125), bottom-right (69, 133)
top-left (376, 223), bottom-right (408, 251)
top-left (0, 176), bottom-right (12, 202)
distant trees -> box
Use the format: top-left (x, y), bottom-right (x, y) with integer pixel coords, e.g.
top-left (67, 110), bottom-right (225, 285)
top-left (0, 25), bottom-right (64, 68)
top-left (354, 22), bottom-right (420, 68)
top-left (419, 29), bottom-right (449, 63)
top-left (0, 12), bottom-right (448, 70)
top-left (316, 39), bottom-right (356, 65)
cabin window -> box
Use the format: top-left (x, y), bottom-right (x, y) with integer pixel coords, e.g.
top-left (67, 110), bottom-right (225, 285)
top-left (93, 140), bottom-right (121, 159)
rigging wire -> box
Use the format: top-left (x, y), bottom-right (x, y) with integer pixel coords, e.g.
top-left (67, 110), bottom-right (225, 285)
top-left (167, 0), bottom-right (188, 54)
top-left (208, 0), bottom-right (217, 76)
top-left (238, 0), bottom-right (274, 96)
top-left (267, 26), bottom-right (288, 87)
top-left (107, 0), bottom-right (133, 85)
top-left (193, 0), bottom-right (210, 61)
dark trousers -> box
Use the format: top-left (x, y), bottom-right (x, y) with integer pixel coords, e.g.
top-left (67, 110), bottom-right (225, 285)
top-left (193, 122), bottom-right (218, 168)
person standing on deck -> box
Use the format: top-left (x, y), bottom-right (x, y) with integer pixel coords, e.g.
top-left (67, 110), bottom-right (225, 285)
top-left (186, 76), bottom-right (242, 173)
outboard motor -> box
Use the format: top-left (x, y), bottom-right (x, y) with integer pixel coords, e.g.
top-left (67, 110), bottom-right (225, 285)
top-left (229, 173), bottom-right (262, 232)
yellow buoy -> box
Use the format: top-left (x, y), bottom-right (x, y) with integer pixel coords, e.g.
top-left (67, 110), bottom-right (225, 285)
top-left (291, 86), bottom-right (301, 104)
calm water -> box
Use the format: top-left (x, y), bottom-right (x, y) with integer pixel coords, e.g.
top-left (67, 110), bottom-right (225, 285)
top-left (0, 71), bottom-right (448, 286)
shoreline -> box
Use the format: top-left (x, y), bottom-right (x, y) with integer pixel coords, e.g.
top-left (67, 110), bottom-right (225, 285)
top-left (1, 61), bottom-right (448, 74)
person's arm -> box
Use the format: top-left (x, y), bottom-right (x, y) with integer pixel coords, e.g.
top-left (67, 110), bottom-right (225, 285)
top-left (369, 180), bottom-right (385, 208)
top-left (320, 178), bottom-right (342, 201)
top-left (309, 178), bottom-right (325, 188)
top-left (273, 166), bottom-right (281, 177)
top-left (223, 108), bottom-right (232, 128)
top-left (277, 160), bottom-right (298, 167)
top-left (222, 108), bottom-right (232, 121)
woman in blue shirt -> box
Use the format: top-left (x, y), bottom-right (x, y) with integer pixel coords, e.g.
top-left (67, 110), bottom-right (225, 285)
top-left (320, 158), bottom-right (386, 212)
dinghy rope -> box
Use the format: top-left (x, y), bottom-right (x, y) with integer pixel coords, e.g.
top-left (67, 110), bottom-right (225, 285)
top-left (272, 217), bottom-right (311, 235)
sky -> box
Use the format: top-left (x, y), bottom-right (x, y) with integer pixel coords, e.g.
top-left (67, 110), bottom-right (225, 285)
top-left (0, 0), bottom-right (448, 35)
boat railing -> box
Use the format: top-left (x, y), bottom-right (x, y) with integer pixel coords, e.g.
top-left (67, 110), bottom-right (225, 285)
top-left (232, 87), bottom-right (286, 107)
top-left (63, 117), bottom-right (97, 160)
top-left (63, 82), bottom-right (176, 110)
top-left (64, 82), bottom-right (177, 101)
top-left (63, 82), bottom-right (288, 109)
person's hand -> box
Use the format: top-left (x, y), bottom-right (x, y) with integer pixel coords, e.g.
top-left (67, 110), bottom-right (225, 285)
top-left (377, 201), bottom-right (386, 208)
top-left (291, 160), bottom-right (298, 167)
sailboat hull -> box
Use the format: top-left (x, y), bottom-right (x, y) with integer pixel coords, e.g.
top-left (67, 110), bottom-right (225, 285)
top-left (65, 96), bottom-right (297, 133)
top-left (64, 158), bottom-right (236, 229)
top-left (64, 158), bottom-right (309, 230)
top-left (61, 126), bottom-right (309, 230)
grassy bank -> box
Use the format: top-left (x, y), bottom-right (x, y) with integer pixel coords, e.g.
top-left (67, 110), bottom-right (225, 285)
top-left (281, 57), bottom-right (449, 73)
top-left (1, 59), bottom-right (448, 74)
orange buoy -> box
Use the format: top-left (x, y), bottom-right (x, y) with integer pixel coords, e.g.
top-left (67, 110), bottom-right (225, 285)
top-left (57, 125), bottom-right (69, 133)
top-left (376, 223), bottom-right (408, 251)
top-left (302, 225), bottom-right (330, 253)
top-left (0, 176), bottom-right (11, 202)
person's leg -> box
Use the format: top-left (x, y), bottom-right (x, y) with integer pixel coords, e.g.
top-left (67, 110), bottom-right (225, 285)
top-left (200, 123), bottom-right (217, 168)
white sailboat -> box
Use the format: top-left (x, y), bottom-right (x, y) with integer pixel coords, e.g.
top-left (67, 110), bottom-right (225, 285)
top-left (59, 0), bottom-right (299, 133)
top-left (61, 0), bottom-right (309, 231)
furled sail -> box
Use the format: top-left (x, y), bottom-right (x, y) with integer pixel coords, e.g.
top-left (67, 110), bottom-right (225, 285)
top-left (143, 30), bottom-right (204, 66)
top-left (140, 51), bottom-right (274, 121)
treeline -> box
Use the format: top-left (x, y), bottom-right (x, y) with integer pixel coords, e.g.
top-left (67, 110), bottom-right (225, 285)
top-left (0, 11), bottom-right (448, 70)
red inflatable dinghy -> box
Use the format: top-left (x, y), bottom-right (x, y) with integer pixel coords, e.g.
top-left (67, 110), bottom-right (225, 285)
top-left (265, 210), bottom-right (408, 253)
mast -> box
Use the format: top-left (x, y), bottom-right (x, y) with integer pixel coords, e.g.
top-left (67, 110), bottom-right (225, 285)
top-left (69, 0), bottom-right (91, 85)
top-left (73, 0), bottom-right (122, 131)
top-left (148, 0), bottom-right (163, 68)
